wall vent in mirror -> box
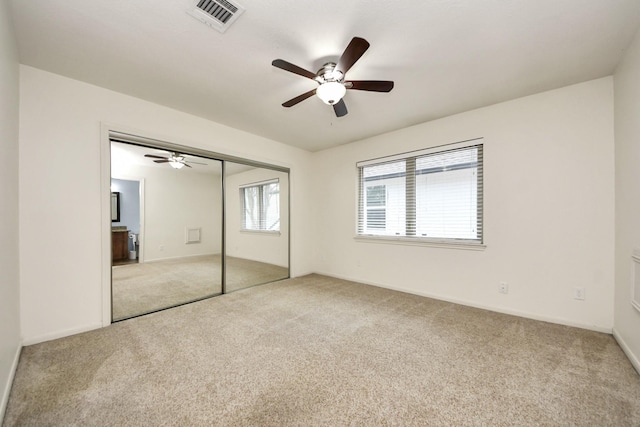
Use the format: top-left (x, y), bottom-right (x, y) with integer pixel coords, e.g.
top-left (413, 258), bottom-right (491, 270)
top-left (185, 227), bottom-right (202, 244)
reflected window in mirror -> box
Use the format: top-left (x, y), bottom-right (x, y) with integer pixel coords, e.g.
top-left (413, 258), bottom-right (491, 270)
top-left (240, 179), bottom-right (279, 232)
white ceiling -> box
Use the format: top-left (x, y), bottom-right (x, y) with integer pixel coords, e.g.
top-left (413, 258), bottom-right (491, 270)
top-left (10, 0), bottom-right (640, 152)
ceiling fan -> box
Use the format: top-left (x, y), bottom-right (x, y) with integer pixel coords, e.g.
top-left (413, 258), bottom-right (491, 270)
top-left (272, 37), bottom-right (394, 117)
top-left (144, 152), bottom-right (207, 169)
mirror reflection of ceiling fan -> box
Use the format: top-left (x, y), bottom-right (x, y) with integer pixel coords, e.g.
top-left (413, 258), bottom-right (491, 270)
top-left (144, 152), bottom-right (207, 169)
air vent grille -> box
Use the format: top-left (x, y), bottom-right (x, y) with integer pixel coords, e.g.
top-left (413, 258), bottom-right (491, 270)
top-left (187, 0), bottom-right (244, 33)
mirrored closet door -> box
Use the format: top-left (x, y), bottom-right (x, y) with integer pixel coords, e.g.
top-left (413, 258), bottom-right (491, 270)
top-left (111, 141), bottom-right (223, 321)
top-left (224, 162), bottom-right (290, 292)
top-left (109, 136), bottom-right (290, 321)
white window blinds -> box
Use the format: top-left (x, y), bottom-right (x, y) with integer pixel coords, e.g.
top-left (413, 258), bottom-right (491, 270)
top-left (357, 141), bottom-right (483, 244)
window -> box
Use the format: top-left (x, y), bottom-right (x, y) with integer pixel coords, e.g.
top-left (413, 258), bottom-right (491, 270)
top-left (357, 141), bottom-right (483, 245)
top-left (241, 179), bottom-right (280, 232)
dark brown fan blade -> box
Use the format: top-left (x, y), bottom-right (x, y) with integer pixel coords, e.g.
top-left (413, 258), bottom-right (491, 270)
top-left (185, 161), bottom-right (207, 165)
top-left (346, 80), bottom-right (394, 92)
top-left (153, 159), bottom-right (170, 163)
top-left (145, 154), bottom-right (169, 160)
top-left (272, 59), bottom-right (317, 80)
top-left (183, 163), bottom-right (192, 168)
top-left (335, 37), bottom-right (370, 75)
top-left (333, 99), bottom-right (348, 117)
top-left (282, 89), bottom-right (317, 107)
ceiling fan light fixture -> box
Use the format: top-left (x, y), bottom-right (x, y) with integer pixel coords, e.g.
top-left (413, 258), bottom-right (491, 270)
top-left (169, 160), bottom-right (185, 169)
top-left (316, 81), bottom-right (346, 105)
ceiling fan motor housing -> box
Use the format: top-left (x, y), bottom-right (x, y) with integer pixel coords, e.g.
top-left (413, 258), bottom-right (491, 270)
top-left (316, 63), bottom-right (344, 83)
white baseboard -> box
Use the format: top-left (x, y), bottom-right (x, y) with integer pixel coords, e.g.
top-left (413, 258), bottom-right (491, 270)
top-left (613, 328), bottom-right (640, 375)
top-left (1, 344), bottom-right (21, 422)
top-left (314, 271), bottom-right (613, 334)
top-left (22, 322), bottom-right (103, 346)
top-left (141, 252), bottom-right (220, 264)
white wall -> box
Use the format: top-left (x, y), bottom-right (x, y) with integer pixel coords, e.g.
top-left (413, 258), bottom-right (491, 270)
top-left (226, 167), bottom-right (289, 267)
top-left (613, 27), bottom-right (640, 372)
top-left (19, 65), bottom-right (313, 344)
top-left (114, 165), bottom-right (222, 261)
top-left (0, 0), bottom-right (21, 418)
top-left (313, 78), bottom-right (615, 332)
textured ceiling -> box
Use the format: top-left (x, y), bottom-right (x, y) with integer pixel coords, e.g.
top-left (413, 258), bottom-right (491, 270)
top-left (10, 0), bottom-right (640, 151)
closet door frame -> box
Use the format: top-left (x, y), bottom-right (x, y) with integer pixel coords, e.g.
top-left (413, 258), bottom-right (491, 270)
top-left (100, 126), bottom-right (290, 325)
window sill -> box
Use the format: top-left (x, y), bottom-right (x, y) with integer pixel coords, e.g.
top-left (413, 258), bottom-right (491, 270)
top-left (240, 229), bottom-right (281, 236)
top-left (354, 235), bottom-right (486, 251)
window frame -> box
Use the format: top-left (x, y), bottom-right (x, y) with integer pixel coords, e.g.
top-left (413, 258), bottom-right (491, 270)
top-left (356, 139), bottom-right (485, 250)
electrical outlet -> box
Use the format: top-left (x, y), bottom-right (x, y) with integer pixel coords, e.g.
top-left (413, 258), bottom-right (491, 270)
top-left (159, 245), bottom-right (164, 252)
top-left (499, 282), bottom-right (508, 294)
top-left (574, 287), bottom-right (585, 300)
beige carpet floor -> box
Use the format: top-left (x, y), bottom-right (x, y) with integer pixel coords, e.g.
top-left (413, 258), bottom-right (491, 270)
top-left (112, 254), bottom-right (288, 320)
top-left (4, 274), bottom-right (640, 426)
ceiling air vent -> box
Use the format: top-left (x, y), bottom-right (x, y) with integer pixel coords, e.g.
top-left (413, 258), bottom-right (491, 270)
top-left (187, 0), bottom-right (245, 33)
